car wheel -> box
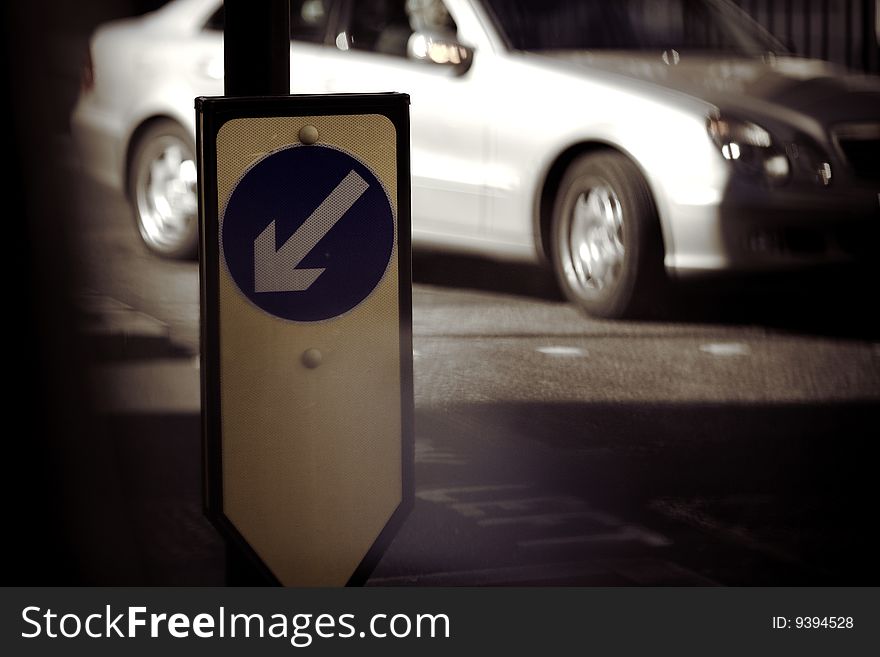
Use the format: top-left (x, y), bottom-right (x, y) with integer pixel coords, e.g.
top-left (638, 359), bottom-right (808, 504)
top-left (551, 151), bottom-right (665, 319)
top-left (129, 120), bottom-right (198, 259)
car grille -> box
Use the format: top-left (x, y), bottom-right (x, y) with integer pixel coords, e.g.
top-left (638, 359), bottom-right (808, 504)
top-left (833, 123), bottom-right (880, 181)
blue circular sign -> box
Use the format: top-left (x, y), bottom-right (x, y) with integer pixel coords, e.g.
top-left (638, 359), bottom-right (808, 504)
top-left (222, 145), bottom-right (394, 321)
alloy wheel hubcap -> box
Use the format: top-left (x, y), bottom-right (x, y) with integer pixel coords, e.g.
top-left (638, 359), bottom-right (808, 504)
top-left (136, 137), bottom-right (197, 251)
top-left (566, 184), bottom-right (625, 294)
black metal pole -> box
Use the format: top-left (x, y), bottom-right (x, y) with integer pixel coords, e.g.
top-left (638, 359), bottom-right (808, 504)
top-left (221, 0), bottom-right (290, 585)
top-left (224, 0), bottom-right (290, 96)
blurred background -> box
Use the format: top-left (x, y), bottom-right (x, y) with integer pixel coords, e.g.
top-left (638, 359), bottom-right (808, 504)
top-left (5, 0), bottom-right (880, 586)
top-left (732, 0), bottom-right (879, 72)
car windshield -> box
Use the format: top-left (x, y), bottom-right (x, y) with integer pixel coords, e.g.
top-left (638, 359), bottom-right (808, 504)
top-left (481, 0), bottom-right (783, 56)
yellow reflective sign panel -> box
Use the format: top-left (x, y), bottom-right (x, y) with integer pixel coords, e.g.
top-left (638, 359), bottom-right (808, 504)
top-left (197, 95), bottom-right (413, 586)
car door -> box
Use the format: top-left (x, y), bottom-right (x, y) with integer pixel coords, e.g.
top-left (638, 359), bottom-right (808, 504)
top-left (320, 0), bottom-right (487, 241)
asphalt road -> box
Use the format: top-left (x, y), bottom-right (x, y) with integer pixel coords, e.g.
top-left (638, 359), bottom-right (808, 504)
top-left (69, 172), bottom-right (880, 586)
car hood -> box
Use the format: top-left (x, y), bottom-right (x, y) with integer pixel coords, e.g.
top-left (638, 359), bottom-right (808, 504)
top-left (533, 51), bottom-right (880, 130)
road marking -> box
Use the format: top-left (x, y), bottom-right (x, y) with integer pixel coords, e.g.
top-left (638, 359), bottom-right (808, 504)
top-left (367, 558), bottom-right (713, 586)
top-left (414, 439), bottom-right (468, 466)
top-left (451, 496), bottom-right (584, 519)
top-left (601, 558), bottom-right (718, 585)
top-left (651, 498), bottom-right (810, 567)
top-left (477, 510), bottom-right (621, 528)
top-left (519, 525), bottom-right (672, 549)
top-left (700, 342), bottom-right (751, 356)
top-left (253, 170), bottom-right (368, 293)
top-left (416, 484), bottom-right (529, 504)
top-left (417, 484), bottom-right (672, 553)
top-left (536, 346), bottom-right (587, 357)
top-left (368, 561), bottom-right (611, 586)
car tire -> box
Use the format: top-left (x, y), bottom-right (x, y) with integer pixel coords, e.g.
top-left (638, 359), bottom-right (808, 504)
top-left (551, 151), bottom-right (665, 319)
top-left (128, 120), bottom-right (199, 259)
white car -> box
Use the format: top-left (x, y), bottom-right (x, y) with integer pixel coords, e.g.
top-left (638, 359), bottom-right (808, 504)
top-left (72, 0), bottom-right (880, 318)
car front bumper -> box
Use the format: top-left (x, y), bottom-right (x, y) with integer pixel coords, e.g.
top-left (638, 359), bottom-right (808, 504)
top-left (664, 180), bottom-right (880, 276)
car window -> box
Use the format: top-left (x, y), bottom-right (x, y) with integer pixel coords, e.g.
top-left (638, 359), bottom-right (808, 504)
top-left (292, 0), bottom-right (333, 43)
top-left (204, 0), bottom-right (333, 45)
top-left (343, 0), bottom-right (457, 58)
top-left (205, 6), bottom-right (224, 31)
top-left (483, 0), bottom-right (780, 56)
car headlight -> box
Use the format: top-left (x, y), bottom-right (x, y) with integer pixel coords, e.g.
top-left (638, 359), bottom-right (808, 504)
top-left (707, 115), bottom-right (790, 185)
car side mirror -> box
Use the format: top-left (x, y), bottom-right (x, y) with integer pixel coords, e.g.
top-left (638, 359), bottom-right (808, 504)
top-left (407, 31), bottom-right (474, 75)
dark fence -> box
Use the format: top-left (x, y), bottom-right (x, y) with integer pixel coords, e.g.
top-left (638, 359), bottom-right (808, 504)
top-left (733, 0), bottom-right (880, 73)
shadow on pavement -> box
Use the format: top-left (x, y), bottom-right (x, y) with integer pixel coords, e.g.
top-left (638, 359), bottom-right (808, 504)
top-left (80, 304), bottom-right (225, 585)
top-left (413, 250), bottom-right (565, 302)
top-left (665, 268), bottom-right (880, 341)
top-left (101, 411), bottom-right (224, 584)
top-left (412, 398), bottom-right (879, 585)
top-left (414, 250), bottom-right (879, 340)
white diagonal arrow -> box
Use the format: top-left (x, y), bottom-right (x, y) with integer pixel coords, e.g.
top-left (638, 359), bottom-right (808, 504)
top-left (254, 170), bottom-right (369, 293)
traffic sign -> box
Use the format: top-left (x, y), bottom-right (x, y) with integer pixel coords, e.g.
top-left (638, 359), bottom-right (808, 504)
top-left (222, 144), bottom-right (395, 321)
top-left (197, 94), bottom-right (413, 586)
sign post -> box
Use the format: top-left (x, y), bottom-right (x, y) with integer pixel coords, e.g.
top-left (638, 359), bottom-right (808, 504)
top-left (223, 0), bottom-right (289, 97)
top-left (197, 3), bottom-right (412, 587)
